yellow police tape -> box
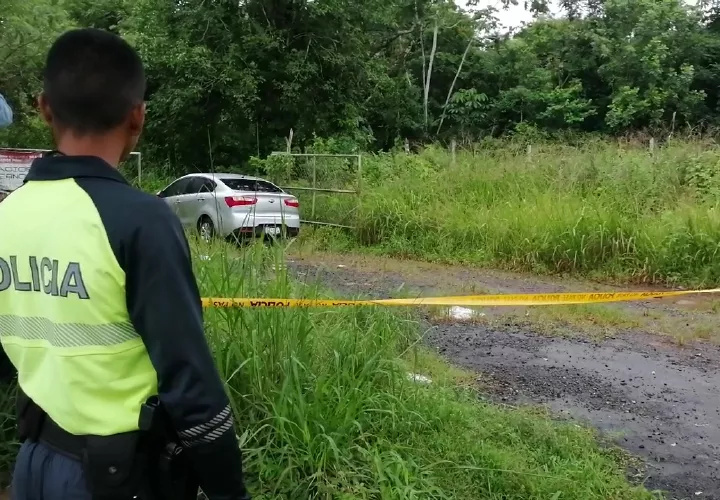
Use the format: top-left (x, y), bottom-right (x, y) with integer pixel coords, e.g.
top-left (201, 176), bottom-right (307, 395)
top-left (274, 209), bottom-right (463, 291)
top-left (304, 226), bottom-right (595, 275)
top-left (201, 288), bottom-right (720, 309)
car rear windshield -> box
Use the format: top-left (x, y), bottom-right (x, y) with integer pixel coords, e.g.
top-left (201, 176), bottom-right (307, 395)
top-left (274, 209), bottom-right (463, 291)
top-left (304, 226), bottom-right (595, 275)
top-left (221, 178), bottom-right (282, 193)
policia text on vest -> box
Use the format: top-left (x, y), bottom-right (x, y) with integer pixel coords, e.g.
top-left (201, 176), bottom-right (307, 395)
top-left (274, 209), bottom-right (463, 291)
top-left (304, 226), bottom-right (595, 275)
top-left (0, 257), bottom-right (88, 298)
top-left (0, 27), bottom-right (251, 500)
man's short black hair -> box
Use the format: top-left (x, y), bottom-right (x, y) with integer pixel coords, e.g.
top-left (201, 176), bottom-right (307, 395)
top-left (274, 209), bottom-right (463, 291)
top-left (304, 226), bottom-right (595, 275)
top-left (43, 28), bottom-right (146, 135)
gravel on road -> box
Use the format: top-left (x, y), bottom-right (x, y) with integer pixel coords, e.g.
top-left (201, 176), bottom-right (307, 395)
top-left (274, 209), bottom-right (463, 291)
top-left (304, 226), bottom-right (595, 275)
top-left (288, 252), bottom-right (720, 500)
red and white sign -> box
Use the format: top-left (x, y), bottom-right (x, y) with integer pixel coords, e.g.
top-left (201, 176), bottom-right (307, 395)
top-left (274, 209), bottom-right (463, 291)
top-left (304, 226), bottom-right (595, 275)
top-left (0, 150), bottom-right (43, 193)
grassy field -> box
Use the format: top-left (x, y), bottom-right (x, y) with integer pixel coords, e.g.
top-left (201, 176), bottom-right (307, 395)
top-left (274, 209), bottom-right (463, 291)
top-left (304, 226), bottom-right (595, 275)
top-left (192, 238), bottom-right (659, 499)
top-left (244, 139), bottom-right (720, 288)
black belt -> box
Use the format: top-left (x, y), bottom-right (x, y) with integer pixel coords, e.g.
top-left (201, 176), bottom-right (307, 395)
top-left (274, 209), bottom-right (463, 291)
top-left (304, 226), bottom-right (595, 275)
top-left (17, 393), bottom-right (197, 500)
top-left (37, 416), bottom-right (88, 461)
top-left (16, 388), bottom-right (89, 461)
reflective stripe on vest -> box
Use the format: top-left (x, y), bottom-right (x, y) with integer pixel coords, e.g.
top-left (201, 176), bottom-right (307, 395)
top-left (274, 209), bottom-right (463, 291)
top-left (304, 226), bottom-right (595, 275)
top-left (0, 178), bottom-right (157, 436)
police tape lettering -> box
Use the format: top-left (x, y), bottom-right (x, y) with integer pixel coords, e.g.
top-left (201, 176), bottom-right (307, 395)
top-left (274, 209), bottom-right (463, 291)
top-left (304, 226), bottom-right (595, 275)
top-left (249, 300), bottom-right (291, 307)
top-left (0, 256), bottom-right (89, 299)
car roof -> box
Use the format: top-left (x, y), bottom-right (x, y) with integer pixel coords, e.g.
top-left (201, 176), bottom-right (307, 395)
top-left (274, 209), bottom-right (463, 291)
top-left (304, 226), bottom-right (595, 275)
top-left (181, 173), bottom-right (267, 182)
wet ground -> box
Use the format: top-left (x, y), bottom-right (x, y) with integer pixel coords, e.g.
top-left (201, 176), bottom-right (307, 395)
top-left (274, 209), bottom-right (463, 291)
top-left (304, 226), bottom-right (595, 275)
top-left (288, 252), bottom-right (720, 500)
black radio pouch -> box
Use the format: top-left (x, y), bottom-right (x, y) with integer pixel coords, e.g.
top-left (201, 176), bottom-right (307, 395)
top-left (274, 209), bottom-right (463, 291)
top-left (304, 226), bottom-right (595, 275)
top-left (81, 432), bottom-right (146, 500)
top-left (138, 397), bottom-right (199, 500)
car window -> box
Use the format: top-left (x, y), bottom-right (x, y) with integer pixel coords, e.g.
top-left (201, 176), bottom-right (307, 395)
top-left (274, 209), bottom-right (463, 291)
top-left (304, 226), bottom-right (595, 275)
top-left (159, 177), bottom-right (192, 198)
top-left (185, 177), bottom-right (203, 194)
top-left (184, 177), bottom-right (217, 194)
top-left (199, 178), bottom-right (216, 193)
top-left (221, 178), bottom-right (282, 193)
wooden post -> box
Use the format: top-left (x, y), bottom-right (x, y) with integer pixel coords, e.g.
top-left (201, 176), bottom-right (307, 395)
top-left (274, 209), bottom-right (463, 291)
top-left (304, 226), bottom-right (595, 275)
top-left (286, 128), bottom-right (293, 153)
top-left (451, 139), bottom-right (457, 166)
top-left (256, 121), bottom-right (260, 157)
top-left (527, 144), bottom-right (532, 161)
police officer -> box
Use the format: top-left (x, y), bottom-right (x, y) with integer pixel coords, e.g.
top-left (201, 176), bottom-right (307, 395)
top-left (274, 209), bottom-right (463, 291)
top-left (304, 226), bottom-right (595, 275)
top-left (0, 29), bottom-right (251, 500)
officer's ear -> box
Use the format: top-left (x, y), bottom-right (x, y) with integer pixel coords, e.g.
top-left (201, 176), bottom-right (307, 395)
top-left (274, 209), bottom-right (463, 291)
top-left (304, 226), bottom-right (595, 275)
top-left (38, 93), bottom-right (54, 127)
top-left (128, 102), bottom-right (145, 139)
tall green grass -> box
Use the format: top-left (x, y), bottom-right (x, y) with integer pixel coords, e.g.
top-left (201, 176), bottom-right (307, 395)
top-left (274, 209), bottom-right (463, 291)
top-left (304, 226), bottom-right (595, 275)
top-left (132, 139), bottom-right (720, 285)
top-left (0, 382), bottom-right (18, 489)
top-left (0, 238), bottom-right (660, 497)
top-left (194, 237), bottom-right (660, 499)
top-left (296, 140), bottom-right (720, 286)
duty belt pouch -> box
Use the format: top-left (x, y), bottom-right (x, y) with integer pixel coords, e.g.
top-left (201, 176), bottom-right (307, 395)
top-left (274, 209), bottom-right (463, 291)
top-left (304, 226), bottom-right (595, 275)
top-left (82, 433), bottom-right (145, 500)
top-left (147, 441), bottom-right (199, 500)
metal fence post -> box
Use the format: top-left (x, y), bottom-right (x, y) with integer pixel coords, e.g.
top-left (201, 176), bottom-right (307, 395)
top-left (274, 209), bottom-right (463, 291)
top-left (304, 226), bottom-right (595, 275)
top-left (356, 154), bottom-right (362, 220)
top-left (136, 152), bottom-right (142, 188)
top-left (311, 156), bottom-right (317, 219)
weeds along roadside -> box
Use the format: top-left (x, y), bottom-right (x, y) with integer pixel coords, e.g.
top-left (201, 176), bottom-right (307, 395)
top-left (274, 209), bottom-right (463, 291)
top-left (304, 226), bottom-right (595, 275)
top-left (0, 236), bottom-right (659, 497)
top-left (290, 141), bottom-right (720, 287)
top-left (193, 236), bottom-right (660, 499)
top-left (135, 139), bottom-right (720, 287)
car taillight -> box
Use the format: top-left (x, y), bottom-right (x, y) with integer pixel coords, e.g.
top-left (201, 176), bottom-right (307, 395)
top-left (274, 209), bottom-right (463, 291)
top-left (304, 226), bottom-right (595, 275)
top-left (284, 198), bottom-right (300, 208)
top-left (225, 196), bottom-right (257, 207)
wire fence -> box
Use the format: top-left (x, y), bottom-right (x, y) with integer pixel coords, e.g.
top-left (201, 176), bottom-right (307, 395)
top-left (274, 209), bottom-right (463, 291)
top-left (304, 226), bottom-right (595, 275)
top-left (266, 152), bottom-right (362, 229)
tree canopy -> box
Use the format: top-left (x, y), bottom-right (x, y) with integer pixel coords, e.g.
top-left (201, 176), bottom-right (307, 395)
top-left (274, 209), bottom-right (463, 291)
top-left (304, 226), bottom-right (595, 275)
top-left (2, 0), bottom-right (720, 169)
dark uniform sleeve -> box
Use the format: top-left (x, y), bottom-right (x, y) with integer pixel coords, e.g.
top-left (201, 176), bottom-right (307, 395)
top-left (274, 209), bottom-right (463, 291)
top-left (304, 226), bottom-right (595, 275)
top-left (0, 348), bottom-right (16, 382)
top-left (124, 202), bottom-right (250, 500)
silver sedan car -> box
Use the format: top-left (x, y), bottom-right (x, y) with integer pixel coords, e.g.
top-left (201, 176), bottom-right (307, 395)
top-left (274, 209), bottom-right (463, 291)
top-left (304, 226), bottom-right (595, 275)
top-left (157, 173), bottom-right (301, 241)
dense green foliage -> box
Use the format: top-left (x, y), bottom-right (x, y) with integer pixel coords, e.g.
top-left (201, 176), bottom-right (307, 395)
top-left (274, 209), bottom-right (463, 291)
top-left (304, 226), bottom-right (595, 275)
top-left (4, 0), bottom-right (720, 170)
top-left (1, 2), bottom-right (710, 497)
top-left (5, 0), bottom-right (719, 281)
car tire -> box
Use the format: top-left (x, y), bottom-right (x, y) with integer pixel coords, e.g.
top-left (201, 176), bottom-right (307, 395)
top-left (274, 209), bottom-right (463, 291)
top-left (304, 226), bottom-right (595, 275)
top-left (197, 216), bottom-right (215, 242)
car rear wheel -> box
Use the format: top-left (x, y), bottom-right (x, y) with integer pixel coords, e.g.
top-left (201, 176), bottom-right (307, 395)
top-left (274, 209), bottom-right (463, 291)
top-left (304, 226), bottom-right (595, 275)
top-left (197, 216), bottom-right (215, 242)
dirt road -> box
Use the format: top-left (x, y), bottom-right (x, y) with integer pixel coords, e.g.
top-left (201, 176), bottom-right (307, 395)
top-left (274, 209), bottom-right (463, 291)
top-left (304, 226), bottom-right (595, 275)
top-left (288, 252), bottom-right (720, 500)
